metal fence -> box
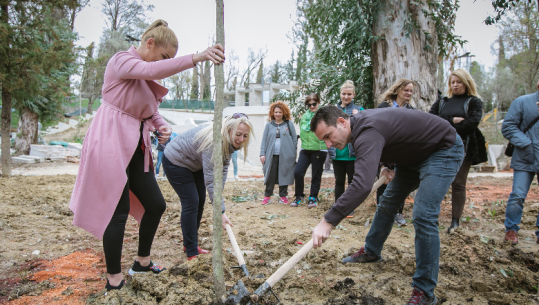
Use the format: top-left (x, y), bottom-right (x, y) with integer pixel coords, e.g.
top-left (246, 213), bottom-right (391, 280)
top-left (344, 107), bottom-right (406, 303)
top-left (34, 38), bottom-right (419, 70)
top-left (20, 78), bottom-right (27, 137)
top-left (159, 99), bottom-right (215, 110)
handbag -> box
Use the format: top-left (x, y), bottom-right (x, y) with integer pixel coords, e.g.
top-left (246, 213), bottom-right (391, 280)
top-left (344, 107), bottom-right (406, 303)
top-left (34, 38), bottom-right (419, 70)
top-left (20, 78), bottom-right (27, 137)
top-left (505, 114), bottom-right (539, 157)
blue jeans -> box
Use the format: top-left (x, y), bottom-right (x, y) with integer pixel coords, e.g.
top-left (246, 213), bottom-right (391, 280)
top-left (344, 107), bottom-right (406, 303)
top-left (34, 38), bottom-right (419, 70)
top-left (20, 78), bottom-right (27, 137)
top-left (231, 151), bottom-right (238, 176)
top-left (364, 135), bottom-right (464, 297)
top-left (504, 170), bottom-right (539, 236)
top-left (156, 150), bottom-right (164, 175)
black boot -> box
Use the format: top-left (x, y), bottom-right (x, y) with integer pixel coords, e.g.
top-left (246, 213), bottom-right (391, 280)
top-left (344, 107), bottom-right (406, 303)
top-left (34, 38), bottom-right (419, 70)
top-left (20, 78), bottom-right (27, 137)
top-left (447, 217), bottom-right (459, 233)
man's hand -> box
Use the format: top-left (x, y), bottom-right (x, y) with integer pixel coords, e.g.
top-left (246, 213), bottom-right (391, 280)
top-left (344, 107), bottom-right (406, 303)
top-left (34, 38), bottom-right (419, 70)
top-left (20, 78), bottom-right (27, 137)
top-left (260, 156), bottom-right (266, 164)
top-left (380, 166), bottom-right (395, 184)
top-left (453, 117), bottom-right (464, 124)
top-left (222, 213), bottom-right (232, 230)
top-left (158, 126), bottom-right (172, 144)
top-left (312, 218), bottom-right (334, 248)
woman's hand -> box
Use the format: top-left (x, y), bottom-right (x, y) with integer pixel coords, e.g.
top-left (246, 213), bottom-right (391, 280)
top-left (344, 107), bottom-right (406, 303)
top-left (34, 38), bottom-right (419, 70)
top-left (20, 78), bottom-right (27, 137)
top-left (380, 166), bottom-right (395, 184)
top-left (222, 213), bottom-right (232, 230)
top-left (192, 44), bottom-right (225, 65)
top-left (260, 156), bottom-right (266, 164)
top-left (158, 126), bottom-right (172, 144)
top-left (453, 117), bottom-right (465, 124)
top-left (352, 109), bottom-right (359, 115)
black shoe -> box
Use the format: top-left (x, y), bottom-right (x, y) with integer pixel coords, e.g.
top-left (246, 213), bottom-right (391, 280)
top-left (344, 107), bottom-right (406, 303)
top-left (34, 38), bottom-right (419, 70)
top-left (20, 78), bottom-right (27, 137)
top-left (447, 217), bottom-right (459, 233)
top-left (128, 260), bottom-right (166, 276)
top-left (342, 247), bottom-right (383, 263)
top-left (105, 279), bottom-right (125, 291)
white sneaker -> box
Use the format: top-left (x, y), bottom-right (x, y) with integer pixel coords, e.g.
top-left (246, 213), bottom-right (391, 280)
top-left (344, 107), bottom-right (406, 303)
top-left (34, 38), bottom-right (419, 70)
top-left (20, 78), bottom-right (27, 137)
top-left (394, 213), bottom-right (407, 226)
top-left (234, 175), bottom-right (239, 180)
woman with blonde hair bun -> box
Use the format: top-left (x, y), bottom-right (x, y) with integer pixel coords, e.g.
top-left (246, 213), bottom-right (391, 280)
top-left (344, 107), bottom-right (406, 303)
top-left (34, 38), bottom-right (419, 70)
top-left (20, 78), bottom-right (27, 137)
top-left (69, 19), bottom-right (226, 291)
top-left (430, 68), bottom-right (487, 232)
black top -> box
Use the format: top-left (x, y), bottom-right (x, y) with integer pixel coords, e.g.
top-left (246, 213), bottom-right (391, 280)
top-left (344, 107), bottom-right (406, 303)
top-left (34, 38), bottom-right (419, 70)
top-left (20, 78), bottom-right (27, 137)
top-left (324, 108), bottom-right (456, 226)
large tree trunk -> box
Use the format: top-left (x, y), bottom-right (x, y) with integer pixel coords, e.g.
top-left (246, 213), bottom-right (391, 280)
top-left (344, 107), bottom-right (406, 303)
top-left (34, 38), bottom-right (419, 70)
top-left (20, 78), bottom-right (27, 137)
top-left (1, 88), bottom-right (12, 176)
top-left (212, 0), bottom-right (226, 301)
top-left (15, 107), bottom-right (39, 155)
top-left (372, 0), bottom-right (438, 111)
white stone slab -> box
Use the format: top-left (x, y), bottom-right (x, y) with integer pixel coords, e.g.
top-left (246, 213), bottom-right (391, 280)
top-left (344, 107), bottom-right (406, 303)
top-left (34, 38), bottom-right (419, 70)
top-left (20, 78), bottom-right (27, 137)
top-left (12, 157), bottom-right (35, 163)
top-left (68, 119), bottom-right (79, 127)
top-left (18, 155), bottom-right (45, 162)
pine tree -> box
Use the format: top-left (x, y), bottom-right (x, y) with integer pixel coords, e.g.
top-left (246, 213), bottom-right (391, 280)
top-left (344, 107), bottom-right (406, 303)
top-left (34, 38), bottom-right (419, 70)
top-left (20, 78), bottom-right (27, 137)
top-left (256, 59), bottom-right (264, 84)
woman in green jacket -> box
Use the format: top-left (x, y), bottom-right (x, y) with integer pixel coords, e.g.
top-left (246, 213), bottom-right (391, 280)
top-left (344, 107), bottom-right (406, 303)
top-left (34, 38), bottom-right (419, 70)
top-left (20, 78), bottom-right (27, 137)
top-left (291, 93), bottom-right (328, 208)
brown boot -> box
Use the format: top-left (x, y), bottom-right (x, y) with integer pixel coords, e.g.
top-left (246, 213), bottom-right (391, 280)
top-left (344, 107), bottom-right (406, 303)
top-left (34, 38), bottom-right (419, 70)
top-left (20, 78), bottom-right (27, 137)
top-left (504, 230), bottom-right (518, 245)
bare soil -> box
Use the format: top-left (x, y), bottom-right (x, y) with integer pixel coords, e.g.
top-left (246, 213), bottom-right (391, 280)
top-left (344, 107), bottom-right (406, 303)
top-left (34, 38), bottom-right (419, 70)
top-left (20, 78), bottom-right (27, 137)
top-left (1, 174), bottom-right (539, 304)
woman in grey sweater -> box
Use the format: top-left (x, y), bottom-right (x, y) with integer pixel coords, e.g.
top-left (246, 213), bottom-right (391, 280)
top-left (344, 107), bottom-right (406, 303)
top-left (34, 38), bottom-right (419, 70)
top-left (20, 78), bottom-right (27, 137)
top-left (163, 114), bottom-right (254, 260)
top-left (260, 101), bottom-right (297, 204)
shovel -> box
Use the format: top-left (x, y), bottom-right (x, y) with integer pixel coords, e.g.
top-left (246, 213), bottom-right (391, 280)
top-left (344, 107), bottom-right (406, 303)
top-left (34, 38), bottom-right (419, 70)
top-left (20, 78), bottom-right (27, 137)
top-left (246, 175), bottom-right (389, 303)
top-left (225, 224), bottom-right (252, 304)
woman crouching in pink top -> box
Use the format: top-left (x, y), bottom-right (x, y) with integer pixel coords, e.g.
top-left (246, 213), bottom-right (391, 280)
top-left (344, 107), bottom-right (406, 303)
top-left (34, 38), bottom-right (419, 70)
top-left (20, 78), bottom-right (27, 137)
top-left (69, 20), bottom-right (225, 291)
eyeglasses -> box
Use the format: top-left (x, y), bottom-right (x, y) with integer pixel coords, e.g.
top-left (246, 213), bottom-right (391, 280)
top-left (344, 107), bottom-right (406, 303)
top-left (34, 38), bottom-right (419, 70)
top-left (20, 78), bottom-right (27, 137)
top-left (232, 113), bottom-right (249, 119)
top-left (306, 103), bottom-right (318, 108)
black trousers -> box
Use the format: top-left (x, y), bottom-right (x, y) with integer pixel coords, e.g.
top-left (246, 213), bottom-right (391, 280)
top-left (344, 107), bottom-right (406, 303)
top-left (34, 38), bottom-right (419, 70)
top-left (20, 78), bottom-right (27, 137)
top-left (294, 150), bottom-right (327, 198)
top-left (162, 155), bottom-right (206, 257)
top-left (264, 155), bottom-right (288, 197)
top-left (333, 160), bottom-right (355, 201)
top-left (103, 136), bottom-right (167, 274)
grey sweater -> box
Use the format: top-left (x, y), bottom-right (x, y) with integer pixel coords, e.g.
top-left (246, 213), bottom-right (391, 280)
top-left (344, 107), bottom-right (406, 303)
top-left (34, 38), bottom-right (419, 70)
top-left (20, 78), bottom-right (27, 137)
top-left (164, 125), bottom-right (236, 212)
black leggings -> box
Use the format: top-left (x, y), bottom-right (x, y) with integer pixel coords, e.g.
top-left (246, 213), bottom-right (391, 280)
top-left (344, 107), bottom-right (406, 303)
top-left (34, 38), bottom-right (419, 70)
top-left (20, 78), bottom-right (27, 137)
top-left (294, 150), bottom-right (327, 198)
top-left (264, 155), bottom-right (288, 197)
top-left (333, 160), bottom-right (355, 201)
top-left (102, 136), bottom-right (166, 274)
top-left (162, 155), bottom-right (206, 257)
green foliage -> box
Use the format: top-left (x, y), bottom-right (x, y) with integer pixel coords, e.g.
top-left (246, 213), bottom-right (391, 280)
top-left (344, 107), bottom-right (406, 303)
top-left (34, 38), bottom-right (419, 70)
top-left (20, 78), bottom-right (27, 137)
top-left (484, 0), bottom-right (535, 25)
top-left (0, 2), bottom-right (78, 122)
top-left (256, 59), bottom-right (264, 84)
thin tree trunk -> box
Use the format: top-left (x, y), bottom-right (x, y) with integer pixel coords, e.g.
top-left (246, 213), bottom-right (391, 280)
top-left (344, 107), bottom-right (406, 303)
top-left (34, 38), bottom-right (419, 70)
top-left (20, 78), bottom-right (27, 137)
top-left (87, 96), bottom-right (95, 114)
top-left (372, 0), bottom-right (438, 111)
top-left (15, 106), bottom-right (39, 155)
top-left (1, 88), bottom-right (12, 176)
top-left (212, 0), bottom-right (226, 301)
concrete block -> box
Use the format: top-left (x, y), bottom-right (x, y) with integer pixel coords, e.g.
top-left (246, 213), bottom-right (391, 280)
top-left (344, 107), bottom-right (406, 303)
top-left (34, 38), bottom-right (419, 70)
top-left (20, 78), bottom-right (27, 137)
top-left (85, 113), bottom-right (93, 120)
top-left (12, 157), bottom-right (35, 163)
top-left (18, 155), bottom-right (45, 162)
top-left (68, 119), bottom-right (79, 127)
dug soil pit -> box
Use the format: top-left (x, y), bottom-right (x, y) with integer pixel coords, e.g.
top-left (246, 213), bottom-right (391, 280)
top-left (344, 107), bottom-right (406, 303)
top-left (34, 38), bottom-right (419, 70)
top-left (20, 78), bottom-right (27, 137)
top-left (1, 175), bottom-right (539, 304)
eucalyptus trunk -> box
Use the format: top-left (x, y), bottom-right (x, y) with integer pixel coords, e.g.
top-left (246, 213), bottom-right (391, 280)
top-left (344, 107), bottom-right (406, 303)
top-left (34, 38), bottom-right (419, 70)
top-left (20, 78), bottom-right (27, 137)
top-left (15, 107), bottom-right (39, 155)
top-left (1, 89), bottom-right (12, 176)
top-left (372, 0), bottom-right (438, 111)
top-left (212, 0), bottom-right (226, 301)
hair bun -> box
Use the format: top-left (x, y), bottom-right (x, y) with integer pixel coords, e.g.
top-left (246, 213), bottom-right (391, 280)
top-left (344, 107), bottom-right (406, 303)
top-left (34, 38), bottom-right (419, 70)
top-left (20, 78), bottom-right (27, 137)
top-left (148, 19), bottom-right (168, 30)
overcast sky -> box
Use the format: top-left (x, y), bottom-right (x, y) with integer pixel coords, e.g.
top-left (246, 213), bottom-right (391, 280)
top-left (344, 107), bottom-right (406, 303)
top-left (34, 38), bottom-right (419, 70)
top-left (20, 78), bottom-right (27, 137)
top-left (74, 0), bottom-right (500, 72)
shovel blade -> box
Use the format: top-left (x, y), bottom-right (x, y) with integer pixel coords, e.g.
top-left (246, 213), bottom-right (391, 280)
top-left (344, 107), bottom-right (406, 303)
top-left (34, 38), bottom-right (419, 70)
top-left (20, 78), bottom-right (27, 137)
top-left (227, 279), bottom-right (251, 304)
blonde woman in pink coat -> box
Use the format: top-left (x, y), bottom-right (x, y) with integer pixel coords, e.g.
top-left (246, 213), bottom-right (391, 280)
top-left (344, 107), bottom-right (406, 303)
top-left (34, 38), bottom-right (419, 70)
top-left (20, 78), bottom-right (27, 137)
top-left (69, 20), bottom-right (225, 291)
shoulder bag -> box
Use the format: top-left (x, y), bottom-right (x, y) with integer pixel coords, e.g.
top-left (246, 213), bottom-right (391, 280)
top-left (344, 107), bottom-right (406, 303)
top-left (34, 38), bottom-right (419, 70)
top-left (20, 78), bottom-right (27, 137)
top-left (505, 115), bottom-right (539, 157)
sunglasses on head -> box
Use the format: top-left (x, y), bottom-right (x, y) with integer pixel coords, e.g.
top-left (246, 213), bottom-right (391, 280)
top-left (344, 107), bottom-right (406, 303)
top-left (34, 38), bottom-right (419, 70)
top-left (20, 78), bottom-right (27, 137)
top-left (232, 113), bottom-right (249, 119)
top-left (306, 103), bottom-right (318, 108)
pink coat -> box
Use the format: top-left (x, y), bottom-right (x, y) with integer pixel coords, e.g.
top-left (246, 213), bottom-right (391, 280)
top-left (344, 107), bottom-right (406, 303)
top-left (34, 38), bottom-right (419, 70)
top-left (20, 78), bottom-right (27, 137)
top-left (69, 46), bottom-right (195, 238)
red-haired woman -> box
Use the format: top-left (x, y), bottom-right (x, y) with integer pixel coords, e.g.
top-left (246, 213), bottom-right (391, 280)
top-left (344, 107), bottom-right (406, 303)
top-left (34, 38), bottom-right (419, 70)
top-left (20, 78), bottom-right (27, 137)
top-left (260, 101), bottom-right (297, 204)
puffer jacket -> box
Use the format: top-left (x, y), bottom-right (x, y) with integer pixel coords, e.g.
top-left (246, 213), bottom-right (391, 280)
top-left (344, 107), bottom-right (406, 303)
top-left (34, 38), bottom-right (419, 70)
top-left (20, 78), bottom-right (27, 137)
top-left (502, 92), bottom-right (539, 172)
top-left (164, 125), bottom-right (237, 211)
top-left (300, 111), bottom-right (328, 151)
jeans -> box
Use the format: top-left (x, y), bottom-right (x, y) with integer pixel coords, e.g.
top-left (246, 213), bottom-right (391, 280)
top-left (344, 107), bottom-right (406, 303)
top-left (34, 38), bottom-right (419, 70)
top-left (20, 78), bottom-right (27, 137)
top-left (156, 150), bottom-right (164, 175)
top-left (504, 170), bottom-right (539, 237)
top-left (364, 135), bottom-right (464, 297)
top-left (162, 156), bottom-right (207, 257)
top-left (294, 150), bottom-right (327, 198)
top-left (231, 151), bottom-right (238, 176)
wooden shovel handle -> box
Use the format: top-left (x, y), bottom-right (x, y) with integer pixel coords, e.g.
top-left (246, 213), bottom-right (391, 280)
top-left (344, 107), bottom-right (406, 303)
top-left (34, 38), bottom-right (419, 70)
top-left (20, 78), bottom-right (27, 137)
top-left (265, 239), bottom-right (314, 287)
top-left (370, 175), bottom-right (388, 195)
top-left (225, 224), bottom-right (246, 266)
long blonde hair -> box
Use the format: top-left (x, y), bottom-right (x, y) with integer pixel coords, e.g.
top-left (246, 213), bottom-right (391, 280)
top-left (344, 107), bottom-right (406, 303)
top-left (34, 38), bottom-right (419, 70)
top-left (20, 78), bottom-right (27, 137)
top-left (141, 19), bottom-right (178, 50)
top-left (378, 78), bottom-right (415, 105)
top-left (194, 115), bottom-right (254, 161)
top-left (446, 68), bottom-right (481, 99)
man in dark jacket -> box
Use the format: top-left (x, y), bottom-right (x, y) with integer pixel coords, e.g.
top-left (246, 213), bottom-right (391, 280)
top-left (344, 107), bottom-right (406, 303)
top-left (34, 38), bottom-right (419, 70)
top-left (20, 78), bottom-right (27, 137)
top-left (310, 105), bottom-right (464, 305)
top-left (502, 78), bottom-right (539, 245)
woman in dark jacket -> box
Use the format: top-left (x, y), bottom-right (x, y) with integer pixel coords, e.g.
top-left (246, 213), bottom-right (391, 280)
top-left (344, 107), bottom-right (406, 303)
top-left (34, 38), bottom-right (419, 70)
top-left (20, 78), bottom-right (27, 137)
top-left (430, 68), bottom-right (488, 232)
top-left (376, 79), bottom-right (415, 226)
